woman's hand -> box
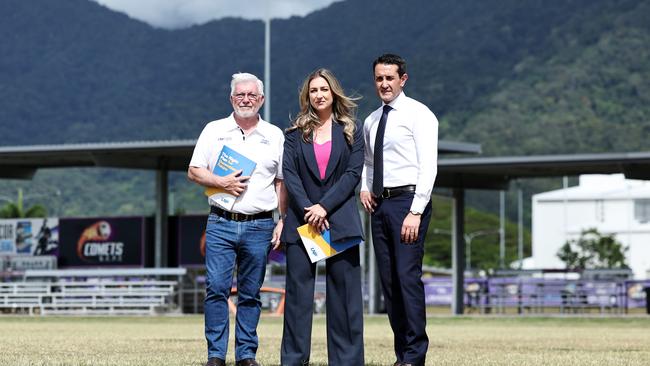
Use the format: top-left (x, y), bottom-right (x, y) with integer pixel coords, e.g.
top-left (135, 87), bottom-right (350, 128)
top-left (304, 204), bottom-right (329, 232)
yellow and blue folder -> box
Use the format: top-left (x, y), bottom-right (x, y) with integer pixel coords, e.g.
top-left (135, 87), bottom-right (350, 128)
top-left (297, 224), bottom-right (361, 263)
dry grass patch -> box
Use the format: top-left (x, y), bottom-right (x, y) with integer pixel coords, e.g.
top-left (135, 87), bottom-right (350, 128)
top-left (0, 315), bottom-right (649, 365)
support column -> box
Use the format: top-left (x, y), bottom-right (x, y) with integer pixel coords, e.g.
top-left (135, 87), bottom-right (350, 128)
top-left (518, 184), bottom-right (524, 268)
top-left (499, 190), bottom-right (505, 268)
top-left (367, 211), bottom-right (381, 314)
top-left (451, 188), bottom-right (465, 315)
top-left (359, 207), bottom-right (366, 310)
top-left (155, 168), bottom-right (169, 268)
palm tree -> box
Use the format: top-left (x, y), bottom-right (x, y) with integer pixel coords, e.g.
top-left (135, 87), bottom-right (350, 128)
top-left (0, 189), bottom-right (48, 218)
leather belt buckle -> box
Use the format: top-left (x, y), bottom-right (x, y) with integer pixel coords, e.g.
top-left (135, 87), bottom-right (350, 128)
top-left (210, 206), bottom-right (272, 222)
top-left (380, 188), bottom-right (393, 199)
top-left (380, 185), bottom-right (415, 199)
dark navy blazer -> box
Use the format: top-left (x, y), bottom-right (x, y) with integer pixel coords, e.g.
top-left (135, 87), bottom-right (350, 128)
top-left (281, 120), bottom-right (365, 244)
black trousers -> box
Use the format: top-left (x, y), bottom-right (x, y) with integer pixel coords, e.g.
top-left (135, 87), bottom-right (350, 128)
top-left (281, 240), bottom-right (364, 366)
top-left (371, 192), bottom-right (432, 366)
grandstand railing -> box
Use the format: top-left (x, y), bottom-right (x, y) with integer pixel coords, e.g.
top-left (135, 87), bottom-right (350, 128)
top-left (0, 268), bottom-right (186, 315)
top-left (424, 277), bottom-right (649, 314)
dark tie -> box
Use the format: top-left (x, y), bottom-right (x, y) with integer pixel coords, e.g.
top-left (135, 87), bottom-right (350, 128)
top-left (372, 105), bottom-right (392, 196)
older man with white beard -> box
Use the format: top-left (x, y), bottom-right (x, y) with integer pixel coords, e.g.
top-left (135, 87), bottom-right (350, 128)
top-left (188, 73), bottom-right (286, 366)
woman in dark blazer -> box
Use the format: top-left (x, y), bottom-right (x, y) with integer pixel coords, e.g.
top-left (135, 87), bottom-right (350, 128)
top-left (280, 68), bottom-right (365, 366)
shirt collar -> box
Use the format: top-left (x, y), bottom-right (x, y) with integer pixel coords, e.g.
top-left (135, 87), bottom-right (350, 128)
top-left (384, 91), bottom-right (406, 111)
top-left (225, 113), bottom-right (270, 138)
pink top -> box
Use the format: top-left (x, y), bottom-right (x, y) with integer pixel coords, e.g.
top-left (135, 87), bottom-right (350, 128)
top-left (313, 140), bottom-right (332, 180)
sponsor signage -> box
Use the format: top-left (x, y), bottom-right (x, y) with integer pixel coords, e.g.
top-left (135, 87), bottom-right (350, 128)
top-left (0, 218), bottom-right (59, 256)
top-left (59, 217), bottom-right (144, 267)
top-left (9, 255), bottom-right (57, 270)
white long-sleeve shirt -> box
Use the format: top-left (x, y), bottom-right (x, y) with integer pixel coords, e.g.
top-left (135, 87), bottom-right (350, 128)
top-left (361, 92), bottom-right (439, 213)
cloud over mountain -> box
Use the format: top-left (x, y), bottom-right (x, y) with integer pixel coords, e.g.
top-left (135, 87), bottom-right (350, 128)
top-left (91, 0), bottom-right (343, 28)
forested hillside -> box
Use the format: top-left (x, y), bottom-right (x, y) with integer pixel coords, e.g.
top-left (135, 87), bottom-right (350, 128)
top-left (2, 0), bottom-right (648, 152)
top-left (1, 0), bottom-right (648, 267)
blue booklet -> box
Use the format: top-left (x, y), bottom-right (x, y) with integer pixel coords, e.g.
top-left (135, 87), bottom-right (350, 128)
top-left (204, 145), bottom-right (256, 210)
top-left (297, 224), bottom-right (362, 263)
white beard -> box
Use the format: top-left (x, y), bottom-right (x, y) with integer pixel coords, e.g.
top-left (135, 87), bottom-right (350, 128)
top-left (234, 106), bottom-right (258, 119)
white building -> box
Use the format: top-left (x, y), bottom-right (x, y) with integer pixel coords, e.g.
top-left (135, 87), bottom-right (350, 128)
top-left (531, 174), bottom-right (650, 279)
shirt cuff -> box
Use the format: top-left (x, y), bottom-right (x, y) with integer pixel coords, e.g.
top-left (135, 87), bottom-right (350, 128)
top-left (410, 196), bottom-right (429, 214)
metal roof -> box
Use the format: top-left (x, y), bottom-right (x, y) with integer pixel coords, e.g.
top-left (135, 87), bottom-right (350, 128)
top-left (3, 141), bottom-right (650, 189)
top-left (0, 139), bottom-right (480, 179)
top-left (534, 174), bottom-right (650, 201)
top-left (437, 151), bottom-right (650, 189)
top-left (0, 140), bottom-right (197, 178)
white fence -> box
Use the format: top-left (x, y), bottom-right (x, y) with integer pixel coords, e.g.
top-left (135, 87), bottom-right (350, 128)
top-left (1, 268), bottom-right (186, 315)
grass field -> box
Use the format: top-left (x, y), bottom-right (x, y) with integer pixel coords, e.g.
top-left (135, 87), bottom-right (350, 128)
top-left (1, 314), bottom-right (650, 365)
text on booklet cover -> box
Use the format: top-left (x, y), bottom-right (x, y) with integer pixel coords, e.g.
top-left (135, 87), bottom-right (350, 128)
top-left (204, 145), bottom-right (256, 210)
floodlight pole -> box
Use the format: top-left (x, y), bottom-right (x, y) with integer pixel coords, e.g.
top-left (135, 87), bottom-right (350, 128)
top-left (263, 8), bottom-right (271, 122)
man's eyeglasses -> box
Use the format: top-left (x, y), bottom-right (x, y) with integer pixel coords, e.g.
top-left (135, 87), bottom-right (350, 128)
top-left (233, 93), bottom-right (260, 101)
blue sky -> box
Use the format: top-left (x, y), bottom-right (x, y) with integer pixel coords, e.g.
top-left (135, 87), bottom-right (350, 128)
top-left (91, 0), bottom-right (343, 29)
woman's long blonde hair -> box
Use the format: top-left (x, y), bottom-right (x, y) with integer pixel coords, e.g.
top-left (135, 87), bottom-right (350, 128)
top-left (288, 68), bottom-right (359, 145)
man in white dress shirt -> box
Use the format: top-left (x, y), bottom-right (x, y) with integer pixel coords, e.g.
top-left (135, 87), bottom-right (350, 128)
top-left (360, 54), bottom-right (439, 366)
top-left (188, 73), bottom-right (286, 366)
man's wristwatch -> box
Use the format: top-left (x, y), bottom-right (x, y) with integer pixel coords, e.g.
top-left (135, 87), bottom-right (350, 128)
top-left (409, 210), bottom-right (422, 216)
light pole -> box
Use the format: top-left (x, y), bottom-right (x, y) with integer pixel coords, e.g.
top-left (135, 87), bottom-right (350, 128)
top-left (464, 229), bottom-right (500, 271)
top-left (263, 1), bottom-right (271, 122)
top-left (433, 228), bottom-right (500, 271)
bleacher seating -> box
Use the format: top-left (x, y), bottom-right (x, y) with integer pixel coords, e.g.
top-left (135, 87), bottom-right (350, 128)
top-left (0, 268), bottom-right (186, 315)
top-left (462, 278), bottom-right (627, 314)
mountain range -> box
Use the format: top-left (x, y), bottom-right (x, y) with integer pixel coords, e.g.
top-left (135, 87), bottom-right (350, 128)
top-left (2, 0), bottom-right (648, 155)
top-left (1, 0), bottom-right (649, 266)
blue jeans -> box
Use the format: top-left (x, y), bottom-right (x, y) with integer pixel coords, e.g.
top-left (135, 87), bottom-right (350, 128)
top-left (204, 213), bottom-right (274, 361)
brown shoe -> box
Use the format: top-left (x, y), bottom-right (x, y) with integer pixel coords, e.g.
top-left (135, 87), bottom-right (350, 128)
top-left (235, 359), bottom-right (260, 366)
top-left (205, 358), bottom-right (226, 366)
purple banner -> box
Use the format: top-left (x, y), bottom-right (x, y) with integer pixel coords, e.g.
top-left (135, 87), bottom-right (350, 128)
top-left (59, 217), bottom-right (144, 267)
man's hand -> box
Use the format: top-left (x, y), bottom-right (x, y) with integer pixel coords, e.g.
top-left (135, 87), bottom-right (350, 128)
top-left (271, 219), bottom-right (283, 250)
top-left (401, 212), bottom-right (421, 244)
top-left (304, 204), bottom-right (329, 232)
top-left (360, 191), bottom-right (377, 213)
top-left (215, 169), bottom-right (250, 196)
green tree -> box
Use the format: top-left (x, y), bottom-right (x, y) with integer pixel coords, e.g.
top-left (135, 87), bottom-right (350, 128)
top-left (556, 228), bottom-right (629, 269)
top-left (424, 195), bottom-right (531, 271)
top-left (0, 189), bottom-right (47, 218)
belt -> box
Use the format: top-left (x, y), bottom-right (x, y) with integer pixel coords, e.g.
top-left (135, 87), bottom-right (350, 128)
top-left (379, 185), bottom-right (416, 199)
top-left (210, 206), bottom-right (273, 222)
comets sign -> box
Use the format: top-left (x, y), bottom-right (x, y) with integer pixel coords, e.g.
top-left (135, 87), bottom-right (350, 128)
top-left (59, 218), bottom-right (144, 267)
